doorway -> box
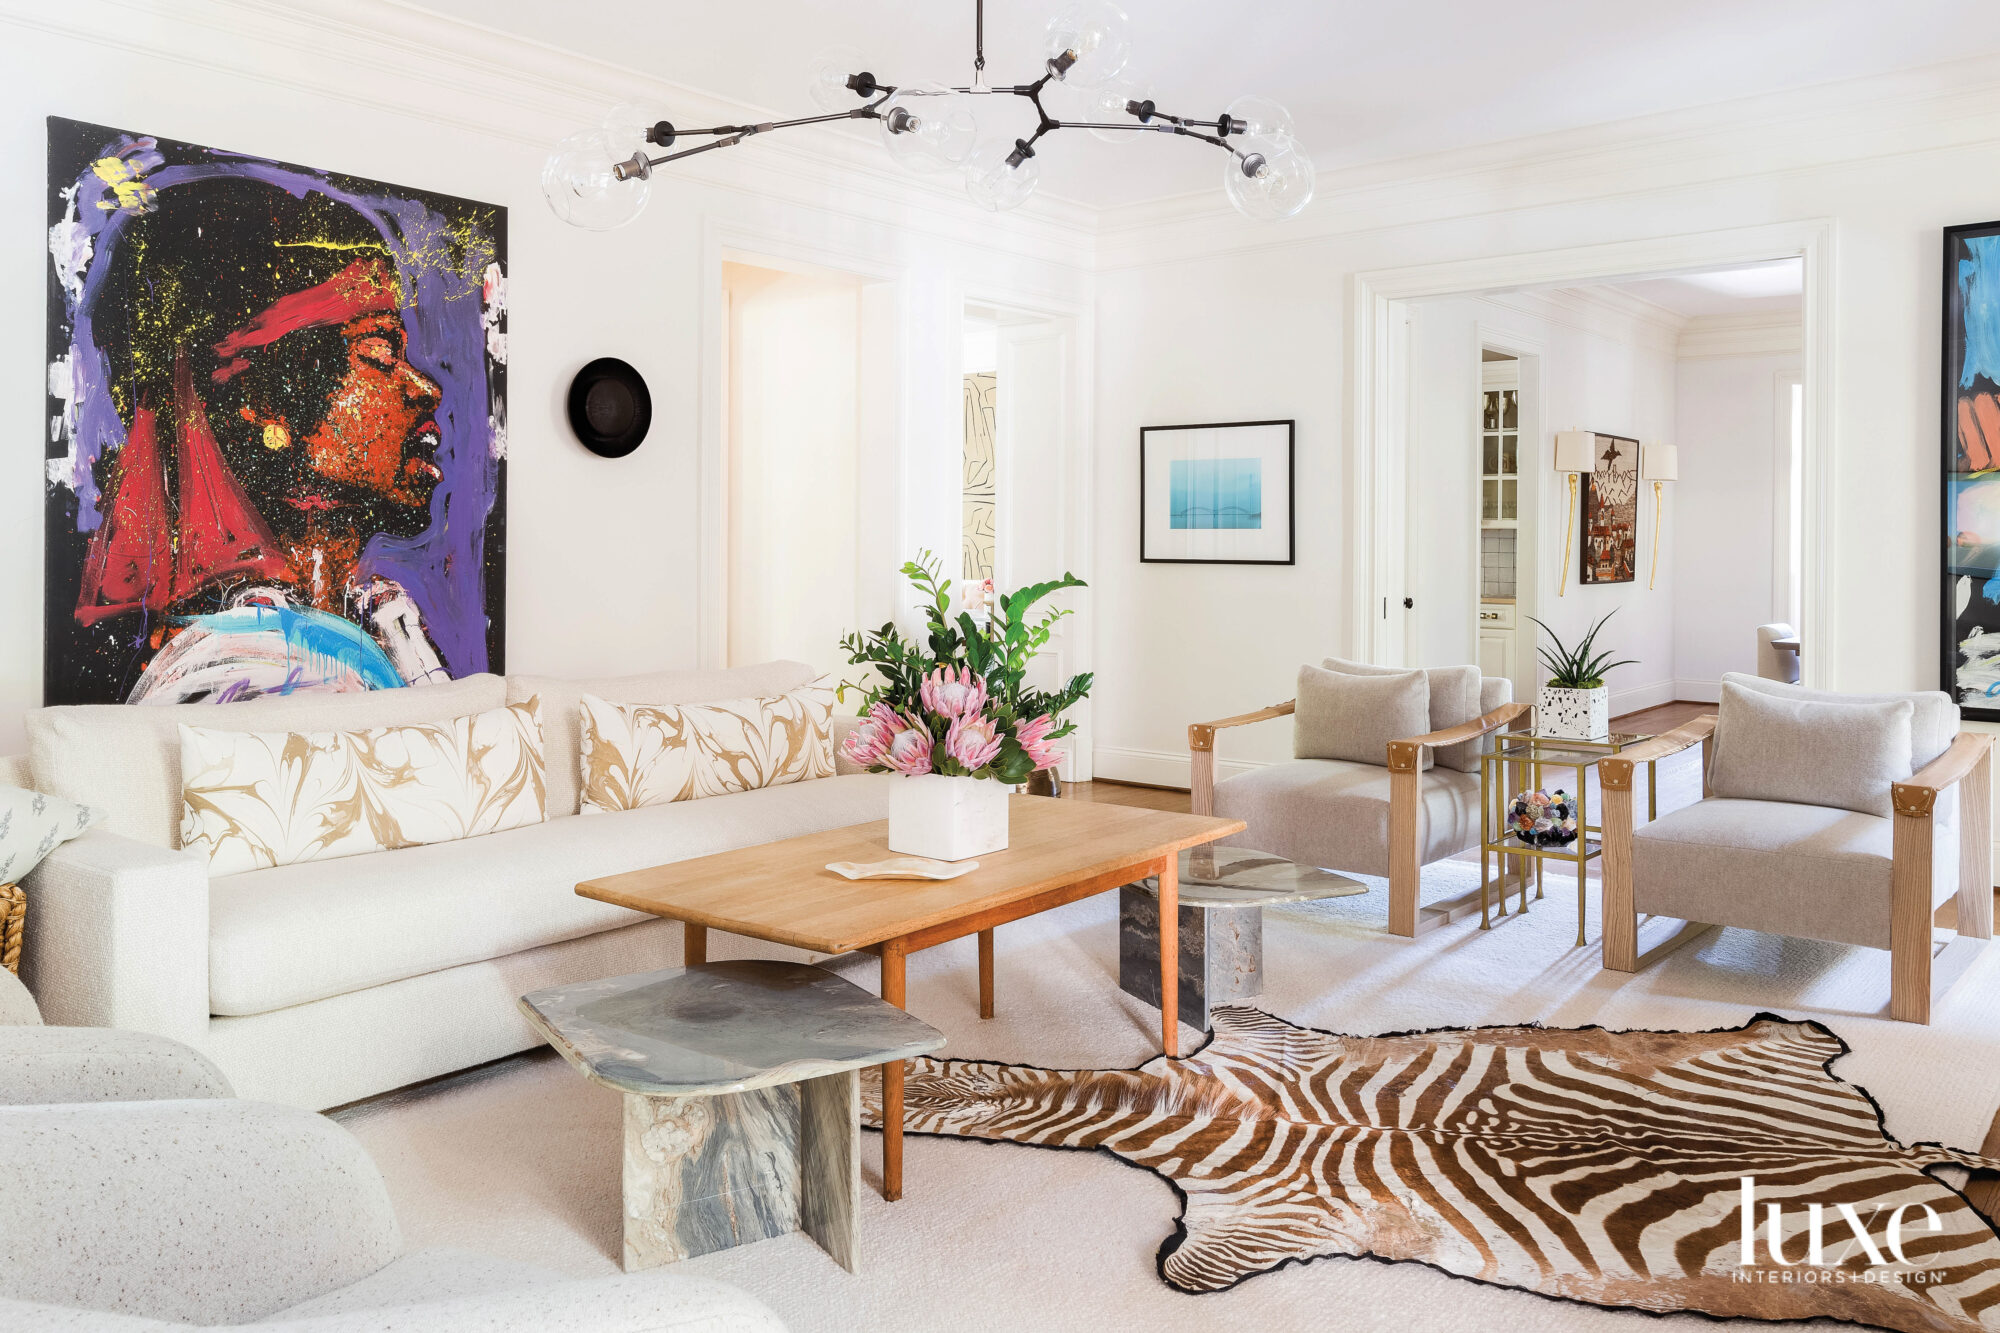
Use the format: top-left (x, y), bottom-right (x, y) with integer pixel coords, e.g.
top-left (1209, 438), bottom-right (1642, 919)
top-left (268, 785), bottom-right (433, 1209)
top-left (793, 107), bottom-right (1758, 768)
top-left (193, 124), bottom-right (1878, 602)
top-left (1356, 224), bottom-right (1828, 702)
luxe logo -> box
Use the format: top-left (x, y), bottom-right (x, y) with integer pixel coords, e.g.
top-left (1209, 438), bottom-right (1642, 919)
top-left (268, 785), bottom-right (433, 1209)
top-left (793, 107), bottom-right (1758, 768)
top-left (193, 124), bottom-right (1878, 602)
top-left (1738, 1177), bottom-right (1943, 1276)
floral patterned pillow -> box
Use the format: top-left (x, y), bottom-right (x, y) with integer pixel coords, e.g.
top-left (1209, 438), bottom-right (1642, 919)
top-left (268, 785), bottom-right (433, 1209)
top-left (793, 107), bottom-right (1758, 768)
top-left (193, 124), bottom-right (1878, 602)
top-left (578, 684), bottom-right (835, 813)
top-left (179, 699), bottom-right (548, 876)
top-left (0, 786), bottom-right (103, 885)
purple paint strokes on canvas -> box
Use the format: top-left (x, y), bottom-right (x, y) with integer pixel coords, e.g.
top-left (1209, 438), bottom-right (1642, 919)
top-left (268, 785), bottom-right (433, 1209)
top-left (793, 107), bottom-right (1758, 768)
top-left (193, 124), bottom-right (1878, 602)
top-left (56, 147), bottom-right (498, 675)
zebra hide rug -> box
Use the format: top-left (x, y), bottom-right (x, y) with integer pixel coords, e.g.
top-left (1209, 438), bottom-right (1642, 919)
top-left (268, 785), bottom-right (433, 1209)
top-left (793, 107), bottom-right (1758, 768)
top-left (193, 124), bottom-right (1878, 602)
top-left (863, 1007), bottom-right (2000, 1331)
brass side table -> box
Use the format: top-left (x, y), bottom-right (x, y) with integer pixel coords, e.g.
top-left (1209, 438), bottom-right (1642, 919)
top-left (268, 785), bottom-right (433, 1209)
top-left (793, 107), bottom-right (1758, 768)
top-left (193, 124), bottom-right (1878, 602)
top-left (1476, 730), bottom-right (1657, 945)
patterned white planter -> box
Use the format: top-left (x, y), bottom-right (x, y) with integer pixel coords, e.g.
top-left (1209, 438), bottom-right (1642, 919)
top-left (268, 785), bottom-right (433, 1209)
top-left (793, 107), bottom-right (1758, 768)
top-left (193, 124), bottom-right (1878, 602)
top-left (888, 774), bottom-right (1010, 862)
top-left (1537, 685), bottom-right (1610, 741)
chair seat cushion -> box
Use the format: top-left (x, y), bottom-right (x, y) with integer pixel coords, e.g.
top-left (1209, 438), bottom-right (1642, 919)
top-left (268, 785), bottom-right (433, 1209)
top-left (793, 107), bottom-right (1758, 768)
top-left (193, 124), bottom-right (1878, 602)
top-left (208, 774), bottom-right (892, 1016)
top-left (1214, 759), bottom-right (1479, 878)
top-left (1632, 797), bottom-right (1959, 949)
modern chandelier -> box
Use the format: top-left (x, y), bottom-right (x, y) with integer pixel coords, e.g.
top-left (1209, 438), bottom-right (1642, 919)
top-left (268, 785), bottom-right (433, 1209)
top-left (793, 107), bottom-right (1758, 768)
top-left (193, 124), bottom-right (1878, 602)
top-left (542, 0), bottom-right (1315, 229)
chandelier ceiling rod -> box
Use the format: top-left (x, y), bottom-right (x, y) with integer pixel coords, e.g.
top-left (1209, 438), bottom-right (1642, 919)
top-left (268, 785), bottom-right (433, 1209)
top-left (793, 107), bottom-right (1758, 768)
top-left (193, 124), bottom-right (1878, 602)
top-left (544, 2), bottom-right (1316, 227)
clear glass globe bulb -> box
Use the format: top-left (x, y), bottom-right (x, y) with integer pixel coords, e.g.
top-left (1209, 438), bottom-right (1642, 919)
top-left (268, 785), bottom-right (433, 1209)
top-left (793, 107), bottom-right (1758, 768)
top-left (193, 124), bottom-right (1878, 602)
top-left (542, 128), bottom-right (650, 231)
top-left (1226, 94), bottom-right (1295, 142)
top-left (1223, 135), bottom-right (1315, 221)
top-left (807, 45), bottom-right (869, 114)
top-left (878, 83), bottom-right (980, 173)
top-left (963, 139), bottom-right (1041, 212)
top-left (1044, 0), bottom-right (1132, 88)
top-left (600, 104), bottom-right (667, 152)
top-left (1084, 78), bottom-right (1154, 145)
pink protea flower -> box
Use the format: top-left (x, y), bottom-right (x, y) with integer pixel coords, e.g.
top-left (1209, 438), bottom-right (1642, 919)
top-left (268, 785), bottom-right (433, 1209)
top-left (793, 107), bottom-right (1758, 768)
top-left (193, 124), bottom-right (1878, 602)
top-left (881, 714), bottom-right (935, 776)
top-left (1015, 713), bottom-right (1064, 772)
top-left (920, 665), bottom-right (988, 720)
top-left (841, 703), bottom-right (901, 769)
top-left (944, 714), bottom-right (1004, 773)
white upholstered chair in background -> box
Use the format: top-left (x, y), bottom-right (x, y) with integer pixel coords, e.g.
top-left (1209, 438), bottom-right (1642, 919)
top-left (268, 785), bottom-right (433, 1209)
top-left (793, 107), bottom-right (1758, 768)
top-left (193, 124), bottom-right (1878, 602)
top-left (1756, 622), bottom-right (1802, 684)
top-left (1599, 673), bottom-right (1992, 1024)
top-left (1189, 666), bottom-right (1527, 937)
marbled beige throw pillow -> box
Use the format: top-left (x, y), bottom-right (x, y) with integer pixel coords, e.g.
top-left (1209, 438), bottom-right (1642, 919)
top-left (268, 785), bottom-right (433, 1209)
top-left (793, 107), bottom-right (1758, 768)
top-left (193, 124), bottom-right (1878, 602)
top-left (578, 684), bottom-right (835, 813)
top-left (180, 699), bottom-right (548, 876)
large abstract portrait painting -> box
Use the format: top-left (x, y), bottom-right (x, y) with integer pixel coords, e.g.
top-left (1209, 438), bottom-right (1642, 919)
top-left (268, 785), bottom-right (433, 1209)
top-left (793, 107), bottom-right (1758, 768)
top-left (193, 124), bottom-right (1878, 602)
top-left (44, 117), bottom-right (507, 707)
top-left (1579, 432), bottom-right (1637, 586)
top-left (1946, 221), bottom-right (2000, 719)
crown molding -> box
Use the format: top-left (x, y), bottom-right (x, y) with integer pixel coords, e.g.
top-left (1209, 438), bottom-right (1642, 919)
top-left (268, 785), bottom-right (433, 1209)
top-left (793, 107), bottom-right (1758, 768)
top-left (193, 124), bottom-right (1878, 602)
top-left (1095, 51), bottom-right (2000, 270)
top-left (1675, 311), bottom-right (1804, 359)
top-left (0, 0), bottom-right (1099, 272)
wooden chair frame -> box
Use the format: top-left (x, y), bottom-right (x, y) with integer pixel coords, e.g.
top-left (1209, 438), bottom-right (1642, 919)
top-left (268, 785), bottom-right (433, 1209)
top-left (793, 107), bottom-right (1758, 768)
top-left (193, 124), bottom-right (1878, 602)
top-left (1189, 700), bottom-right (1532, 938)
top-left (1600, 717), bottom-right (1994, 1024)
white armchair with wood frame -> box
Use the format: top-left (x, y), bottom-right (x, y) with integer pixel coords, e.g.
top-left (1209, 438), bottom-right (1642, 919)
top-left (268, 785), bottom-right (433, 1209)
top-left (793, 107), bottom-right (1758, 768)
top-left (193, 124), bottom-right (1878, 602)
top-left (1598, 673), bottom-right (1993, 1025)
top-left (1189, 662), bottom-right (1530, 937)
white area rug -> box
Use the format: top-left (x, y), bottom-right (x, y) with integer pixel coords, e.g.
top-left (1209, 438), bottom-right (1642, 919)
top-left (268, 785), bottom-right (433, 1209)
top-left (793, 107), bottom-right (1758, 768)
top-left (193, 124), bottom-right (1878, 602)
top-left (335, 765), bottom-right (2000, 1331)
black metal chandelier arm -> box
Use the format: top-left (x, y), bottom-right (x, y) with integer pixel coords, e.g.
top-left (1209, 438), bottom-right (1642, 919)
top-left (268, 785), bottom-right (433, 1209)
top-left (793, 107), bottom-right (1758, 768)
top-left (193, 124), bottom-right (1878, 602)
top-left (617, 103), bottom-right (886, 179)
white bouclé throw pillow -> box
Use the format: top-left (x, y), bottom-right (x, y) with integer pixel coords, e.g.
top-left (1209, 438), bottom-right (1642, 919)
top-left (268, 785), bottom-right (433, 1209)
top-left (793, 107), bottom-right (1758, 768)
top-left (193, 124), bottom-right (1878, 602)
top-left (1707, 682), bottom-right (1913, 819)
top-left (180, 699), bottom-right (548, 875)
top-left (1323, 658), bottom-right (1484, 772)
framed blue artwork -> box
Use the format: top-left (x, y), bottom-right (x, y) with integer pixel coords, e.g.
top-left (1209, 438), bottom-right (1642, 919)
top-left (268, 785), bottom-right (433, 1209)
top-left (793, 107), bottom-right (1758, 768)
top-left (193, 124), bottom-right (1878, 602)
top-left (1140, 420), bottom-right (1294, 564)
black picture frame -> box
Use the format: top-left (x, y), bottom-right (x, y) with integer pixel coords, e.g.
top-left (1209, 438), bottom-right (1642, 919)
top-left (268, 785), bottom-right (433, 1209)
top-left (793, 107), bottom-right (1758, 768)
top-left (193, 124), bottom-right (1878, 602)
top-left (1943, 220), bottom-right (2000, 721)
top-left (1139, 419), bottom-right (1296, 565)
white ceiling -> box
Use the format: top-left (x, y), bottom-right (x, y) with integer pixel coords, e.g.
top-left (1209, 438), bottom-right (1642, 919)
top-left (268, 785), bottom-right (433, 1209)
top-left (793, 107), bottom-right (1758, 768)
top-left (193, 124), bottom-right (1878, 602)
top-left (412, 0), bottom-right (2000, 208)
top-left (1607, 260), bottom-right (1805, 318)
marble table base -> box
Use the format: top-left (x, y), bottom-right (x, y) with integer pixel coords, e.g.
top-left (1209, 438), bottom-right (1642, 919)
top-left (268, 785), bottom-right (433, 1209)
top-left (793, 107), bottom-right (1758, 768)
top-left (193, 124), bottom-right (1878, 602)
top-left (1118, 885), bottom-right (1262, 1031)
top-left (621, 1068), bottom-right (860, 1273)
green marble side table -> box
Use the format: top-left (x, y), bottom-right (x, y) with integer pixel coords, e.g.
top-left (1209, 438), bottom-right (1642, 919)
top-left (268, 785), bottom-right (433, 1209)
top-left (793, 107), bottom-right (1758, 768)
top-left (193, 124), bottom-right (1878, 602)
top-left (520, 960), bottom-right (944, 1273)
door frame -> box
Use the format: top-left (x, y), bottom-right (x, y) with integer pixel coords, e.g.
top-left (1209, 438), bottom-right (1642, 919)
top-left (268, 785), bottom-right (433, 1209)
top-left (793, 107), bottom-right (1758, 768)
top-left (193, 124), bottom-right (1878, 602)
top-left (1351, 220), bottom-right (1836, 685)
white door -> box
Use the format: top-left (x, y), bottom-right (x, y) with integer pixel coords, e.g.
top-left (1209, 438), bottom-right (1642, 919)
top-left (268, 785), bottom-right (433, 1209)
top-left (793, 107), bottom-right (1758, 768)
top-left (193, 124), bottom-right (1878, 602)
top-left (994, 317), bottom-right (1088, 779)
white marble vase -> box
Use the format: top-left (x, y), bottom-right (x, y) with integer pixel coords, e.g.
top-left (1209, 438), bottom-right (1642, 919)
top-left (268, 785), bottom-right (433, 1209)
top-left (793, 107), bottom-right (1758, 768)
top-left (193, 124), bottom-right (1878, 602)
top-left (1536, 685), bottom-right (1610, 741)
top-left (888, 774), bottom-right (1009, 862)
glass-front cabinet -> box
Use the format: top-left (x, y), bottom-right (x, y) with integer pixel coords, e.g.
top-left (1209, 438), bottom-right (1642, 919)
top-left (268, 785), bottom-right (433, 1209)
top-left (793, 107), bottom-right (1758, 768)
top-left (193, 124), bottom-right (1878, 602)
top-left (1481, 368), bottom-right (1521, 526)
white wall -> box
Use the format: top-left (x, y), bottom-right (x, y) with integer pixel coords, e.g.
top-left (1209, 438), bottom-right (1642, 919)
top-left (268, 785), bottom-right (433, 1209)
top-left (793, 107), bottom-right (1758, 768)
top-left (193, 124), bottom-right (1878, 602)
top-left (0, 0), bottom-right (1093, 751)
top-left (1088, 57), bottom-right (2000, 785)
top-left (1672, 347), bottom-right (1803, 697)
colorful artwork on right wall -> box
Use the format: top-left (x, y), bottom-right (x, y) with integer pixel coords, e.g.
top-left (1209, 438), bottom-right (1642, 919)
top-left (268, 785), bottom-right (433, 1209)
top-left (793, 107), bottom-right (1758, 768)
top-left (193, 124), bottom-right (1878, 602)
top-left (1945, 220), bottom-right (2000, 720)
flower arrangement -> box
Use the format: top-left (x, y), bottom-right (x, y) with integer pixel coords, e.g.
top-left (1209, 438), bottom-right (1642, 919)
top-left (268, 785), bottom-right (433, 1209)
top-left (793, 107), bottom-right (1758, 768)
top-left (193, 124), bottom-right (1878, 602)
top-left (1507, 788), bottom-right (1579, 848)
top-left (838, 552), bottom-right (1093, 786)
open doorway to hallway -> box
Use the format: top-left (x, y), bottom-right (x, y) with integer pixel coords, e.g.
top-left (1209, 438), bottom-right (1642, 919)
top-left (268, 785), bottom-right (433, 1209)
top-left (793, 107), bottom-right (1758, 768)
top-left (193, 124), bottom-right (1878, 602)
top-left (1401, 257), bottom-right (1805, 716)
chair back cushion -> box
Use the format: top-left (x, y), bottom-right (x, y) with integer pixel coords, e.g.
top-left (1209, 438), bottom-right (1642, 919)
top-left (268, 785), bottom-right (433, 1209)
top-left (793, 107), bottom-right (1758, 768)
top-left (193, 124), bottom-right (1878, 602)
top-left (1295, 665), bottom-right (1431, 767)
top-left (1718, 672), bottom-right (1957, 769)
top-left (1322, 658), bottom-right (1486, 771)
top-left (25, 674), bottom-right (506, 848)
top-left (508, 661), bottom-right (821, 816)
top-left (1709, 681), bottom-right (1914, 818)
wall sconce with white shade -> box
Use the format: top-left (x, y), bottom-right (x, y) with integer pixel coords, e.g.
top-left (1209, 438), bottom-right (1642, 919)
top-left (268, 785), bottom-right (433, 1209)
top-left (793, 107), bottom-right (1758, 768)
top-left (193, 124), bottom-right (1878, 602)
top-left (1642, 441), bottom-right (1678, 591)
top-left (1553, 430), bottom-right (1596, 597)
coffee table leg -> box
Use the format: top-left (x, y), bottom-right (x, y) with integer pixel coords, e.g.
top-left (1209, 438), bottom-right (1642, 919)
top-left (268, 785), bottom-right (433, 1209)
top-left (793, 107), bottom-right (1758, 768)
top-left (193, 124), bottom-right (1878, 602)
top-left (879, 941), bottom-right (907, 1202)
top-left (978, 928), bottom-right (995, 1019)
top-left (684, 922), bottom-right (707, 966)
top-left (1159, 852), bottom-right (1180, 1058)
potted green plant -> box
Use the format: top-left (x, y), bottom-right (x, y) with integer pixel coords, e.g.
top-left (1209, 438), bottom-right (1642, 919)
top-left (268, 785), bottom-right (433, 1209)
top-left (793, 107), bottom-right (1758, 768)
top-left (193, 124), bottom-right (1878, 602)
top-left (1529, 610), bottom-right (1636, 741)
top-left (838, 552), bottom-right (1093, 860)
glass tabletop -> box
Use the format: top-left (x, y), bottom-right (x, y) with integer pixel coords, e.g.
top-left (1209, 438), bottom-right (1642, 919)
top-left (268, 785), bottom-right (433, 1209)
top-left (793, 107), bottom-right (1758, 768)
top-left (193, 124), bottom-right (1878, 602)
top-left (1477, 730), bottom-right (1652, 768)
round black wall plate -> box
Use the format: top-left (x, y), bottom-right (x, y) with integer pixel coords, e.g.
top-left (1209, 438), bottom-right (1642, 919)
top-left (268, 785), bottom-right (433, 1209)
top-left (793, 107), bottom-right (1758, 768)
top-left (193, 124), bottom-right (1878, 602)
top-left (566, 357), bottom-right (652, 458)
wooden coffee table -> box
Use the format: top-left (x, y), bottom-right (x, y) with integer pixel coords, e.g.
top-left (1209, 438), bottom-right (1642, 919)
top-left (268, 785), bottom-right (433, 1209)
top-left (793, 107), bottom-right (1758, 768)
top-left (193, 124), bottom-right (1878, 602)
top-left (576, 795), bottom-right (1244, 1201)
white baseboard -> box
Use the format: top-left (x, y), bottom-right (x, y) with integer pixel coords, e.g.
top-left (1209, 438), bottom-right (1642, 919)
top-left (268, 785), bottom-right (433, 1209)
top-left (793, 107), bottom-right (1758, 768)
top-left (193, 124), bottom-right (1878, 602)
top-left (1610, 679), bottom-right (1678, 715)
top-left (1091, 746), bottom-right (1272, 791)
top-left (1674, 678), bottom-right (1723, 704)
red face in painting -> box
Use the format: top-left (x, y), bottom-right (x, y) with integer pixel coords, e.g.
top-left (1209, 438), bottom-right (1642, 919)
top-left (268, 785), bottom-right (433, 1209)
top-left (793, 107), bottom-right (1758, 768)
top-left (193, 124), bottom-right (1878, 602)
top-left (301, 309), bottom-right (443, 507)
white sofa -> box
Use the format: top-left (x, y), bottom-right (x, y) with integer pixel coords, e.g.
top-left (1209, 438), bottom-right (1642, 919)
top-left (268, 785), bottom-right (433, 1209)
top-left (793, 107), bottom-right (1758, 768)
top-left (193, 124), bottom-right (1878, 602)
top-left (0, 973), bottom-right (786, 1331)
top-left (8, 661), bottom-right (887, 1110)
